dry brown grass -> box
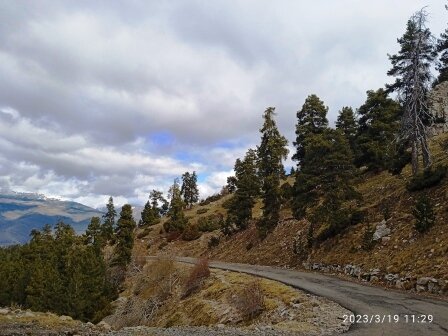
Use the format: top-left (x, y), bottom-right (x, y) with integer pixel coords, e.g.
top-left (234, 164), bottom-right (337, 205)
top-left (183, 258), bottom-right (210, 298)
top-left (232, 279), bottom-right (265, 321)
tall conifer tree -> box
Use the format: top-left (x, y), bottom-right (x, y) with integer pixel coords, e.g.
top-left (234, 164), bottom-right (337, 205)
top-left (387, 9), bottom-right (437, 175)
top-left (257, 107), bottom-right (288, 237)
top-left (292, 94), bottom-right (328, 166)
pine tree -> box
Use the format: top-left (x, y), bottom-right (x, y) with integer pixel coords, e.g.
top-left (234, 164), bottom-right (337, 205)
top-left (114, 204), bottom-right (136, 266)
top-left (336, 106), bottom-right (357, 152)
top-left (257, 107), bottom-right (289, 237)
top-left (292, 129), bottom-right (359, 242)
top-left (85, 216), bottom-right (104, 248)
top-left (436, 3), bottom-right (448, 85)
top-left (164, 179), bottom-right (188, 232)
top-left (413, 194), bottom-right (436, 233)
top-left (355, 89), bottom-right (402, 171)
top-left (139, 201), bottom-right (154, 227)
top-left (102, 196), bottom-right (116, 242)
top-left (387, 9), bottom-right (437, 175)
top-left (227, 149), bottom-right (260, 230)
top-left (292, 94), bottom-right (329, 166)
top-left (181, 172), bottom-right (199, 208)
top-left (150, 189), bottom-right (165, 218)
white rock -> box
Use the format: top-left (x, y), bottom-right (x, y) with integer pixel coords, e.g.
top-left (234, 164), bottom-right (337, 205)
top-left (59, 315), bottom-right (72, 321)
top-left (373, 220), bottom-right (390, 241)
top-left (0, 308), bottom-right (10, 315)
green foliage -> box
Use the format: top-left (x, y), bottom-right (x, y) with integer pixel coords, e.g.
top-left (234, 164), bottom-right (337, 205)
top-left (435, 4), bottom-right (448, 85)
top-left (197, 214), bottom-right (224, 232)
top-left (164, 179), bottom-right (188, 232)
top-left (0, 223), bottom-right (115, 322)
top-left (181, 223), bottom-right (202, 241)
top-left (336, 106), bottom-right (357, 152)
top-left (257, 107), bottom-right (289, 237)
top-left (85, 216), bottom-right (104, 249)
top-left (292, 94), bottom-right (329, 164)
top-left (293, 129), bottom-right (361, 242)
top-left (101, 196), bottom-right (116, 242)
top-left (413, 194), bottom-right (436, 233)
top-left (227, 149), bottom-right (260, 231)
top-left (407, 166), bottom-right (447, 191)
top-left (114, 204), bottom-right (137, 267)
top-left (199, 192), bottom-right (226, 206)
top-left (387, 9), bottom-right (437, 175)
top-left (355, 89), bottom-right (402, 171)
top-left (181, 171), bottom-right (199, 208)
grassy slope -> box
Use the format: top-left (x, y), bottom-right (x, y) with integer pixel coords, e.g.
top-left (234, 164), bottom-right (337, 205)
top-left (138, 133), bottom-right (448, 281)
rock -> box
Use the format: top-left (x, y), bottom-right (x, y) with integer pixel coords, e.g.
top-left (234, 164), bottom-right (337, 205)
top-left (86, 322), bottom-right (94, 328)
top-left (97, 321), bottom-right (111, 330)
top-left (416, 285), bottom-right (426, 293)
top-left (59, 315), bottom-right (72, 321)
top-left (0, 308), bottom-right (10, 315)
top-left (370, 275), bottom-right (379, 282)
top-left (216, 324), bottom-right (225, 329)
top-left (373, 220), bottom-right (390, 241)
top-left (416, 277), bottom-right (437, 286)
top-left (381, 236), bottom-right (391, 243)
top-left (22, 311), bottom-right (35, 317)
top-left (370, 268), bottom-right (380, 276)
top-left (384, 274), bottom-right (398, 282)
top-left (428, 281), bottom-right (441, 294)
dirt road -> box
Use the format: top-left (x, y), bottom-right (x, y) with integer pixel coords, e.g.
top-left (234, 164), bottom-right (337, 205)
top-left (174, 257), bottom-right (448, 335)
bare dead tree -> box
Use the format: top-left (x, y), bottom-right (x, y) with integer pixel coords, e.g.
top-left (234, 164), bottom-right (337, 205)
top-left (387, 8), bottom-right (438, 175)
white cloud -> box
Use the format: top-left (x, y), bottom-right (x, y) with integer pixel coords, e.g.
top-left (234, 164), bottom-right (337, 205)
top-left (0, 0), bottom-right (445, 206)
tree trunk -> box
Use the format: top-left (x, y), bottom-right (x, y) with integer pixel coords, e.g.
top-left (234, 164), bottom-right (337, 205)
top-left (411, 140), bottom-right (419, 175)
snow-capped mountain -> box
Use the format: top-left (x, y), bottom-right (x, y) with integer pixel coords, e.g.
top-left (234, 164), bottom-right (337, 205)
top-left (0, 191), bottom-right (103, 246)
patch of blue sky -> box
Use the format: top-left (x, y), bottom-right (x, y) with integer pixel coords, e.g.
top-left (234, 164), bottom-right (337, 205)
top-left (148, 131), bottom-right (175, 146)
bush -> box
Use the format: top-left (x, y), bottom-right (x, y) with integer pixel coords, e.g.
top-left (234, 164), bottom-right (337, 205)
top-left (137, 227), bottom-right (153, 239)
top-left (165, 231), bottom-right (181, 242)
top-left (196, 208), bottom-right (209, 215)
top-left (199, 193), bottom-right (225, 206)
top-left (183, 258), bottom-right (210, 298)
top-left (232, 280), bottom-right (265, 321)
top-left (413, 194), bottom-right (436, 233)
top-left (197, 214), bottom-right (224, 232)
top-left (181, 224), bottom-right (201, 241)
top-left (222, 196), bottom-right (234, 210)
top-left (207, 236), bottom-right (220, 249)
top-left (407, 166), bottom-right (447, 192)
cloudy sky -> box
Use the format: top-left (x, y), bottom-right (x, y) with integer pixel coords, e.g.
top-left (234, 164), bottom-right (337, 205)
top-left (0, 0), bottom-right (446, 208)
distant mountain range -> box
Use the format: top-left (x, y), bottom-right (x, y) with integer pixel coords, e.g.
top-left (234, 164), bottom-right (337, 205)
top-left (0, 191), bottom-right (103, 246)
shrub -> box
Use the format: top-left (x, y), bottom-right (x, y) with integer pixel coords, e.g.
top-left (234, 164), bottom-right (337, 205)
top-left (413, 194), bottom-right (436, 233)
top-left (196, 208), bottom-right (209, 215)
top-left (199, 193), bottom-right (225, 206)
top-left (407, 166), bottom-right (447, 192)
top-left (207, 236), bottom-right (220, 249)
top-left (137, 227), bottom-right (153, 239)
top-left (222, 196), bottom-right (234, 210)
top-left (181, 224), bottom-right (202, 241)
top-left (232, 280), bottom-right (265, 320)
top-left (197, 214), bottom-right (224, 232)
top-left (165, 231), bottom-right (181, 242)
top-left (183, 258), bottom-right (210, 298)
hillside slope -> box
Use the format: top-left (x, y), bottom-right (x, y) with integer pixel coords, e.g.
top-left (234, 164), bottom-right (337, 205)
top-left (138, 133), bottom-right (448, 297)
top-left (0, 192), bottom-right (103, 245)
